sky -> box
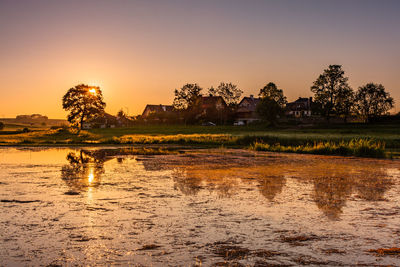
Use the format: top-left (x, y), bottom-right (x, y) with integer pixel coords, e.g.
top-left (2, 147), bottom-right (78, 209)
top-left (0, 0), bottom-right (399, 118)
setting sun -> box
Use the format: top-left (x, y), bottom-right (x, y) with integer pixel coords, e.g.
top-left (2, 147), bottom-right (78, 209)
top-left (88, 88), bottom-right (96, 95)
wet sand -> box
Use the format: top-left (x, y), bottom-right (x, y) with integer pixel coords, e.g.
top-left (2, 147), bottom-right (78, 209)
top-left (0, 147), bottom-right (399, 266)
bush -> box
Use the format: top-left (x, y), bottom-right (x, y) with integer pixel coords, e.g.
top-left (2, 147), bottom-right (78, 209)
top-left (22, 127), bottom-right (30, 133)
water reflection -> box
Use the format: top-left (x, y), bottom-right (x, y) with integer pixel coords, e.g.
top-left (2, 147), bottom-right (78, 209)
top-left (139, 152), bottom-right (395, 219)
top-left (60, 148), bottom-right (395, 219)
top-left (61, 150), bottom-right (107, 192)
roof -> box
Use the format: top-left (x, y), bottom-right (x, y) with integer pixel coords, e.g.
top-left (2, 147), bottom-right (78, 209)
top-left (201, 96), bottom-right (227, 108)
top-left (293, 97), bottom-right (311, 103)
top-left (237, 96), bottom-right (261, 112)
top-left (286, 97), bottom-right (312, 111)
top-left (142, 104), bottom-right (173, 116)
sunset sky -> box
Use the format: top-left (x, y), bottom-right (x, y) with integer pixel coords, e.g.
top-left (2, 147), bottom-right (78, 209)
top-left (0, 0), bottom-right (399, 118)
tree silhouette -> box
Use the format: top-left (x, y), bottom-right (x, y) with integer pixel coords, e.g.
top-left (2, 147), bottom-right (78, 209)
top-left (311, 65), bottom-right (353, 121)
top-left (208, 82), bottom-right (243, 107)
top-left (256, 82), bottom-right (287, 124)
top-left (173, 83), bottom-right (203, 124)
top-left (258, 82), bottom-right (287, 108)
top-left (355, 83), bottom-right (394, 122)
top-left (62, 84), bottom-right (106, 129)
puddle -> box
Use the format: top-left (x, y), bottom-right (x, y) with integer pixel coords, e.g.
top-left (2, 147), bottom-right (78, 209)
top-left (0, 147), bottom-right (399, 266)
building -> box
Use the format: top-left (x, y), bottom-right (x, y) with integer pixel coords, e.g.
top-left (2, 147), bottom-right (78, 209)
top-left (198, 96), bottom-right (228, 124)
top-left (235, 95), bottom-right (261, 125)
top-left (142, 104), bottom-right (173, 118)
top-left (286, 97), bottom-right (312, 118)
top-left (82, 113), bottom-right (119, 129)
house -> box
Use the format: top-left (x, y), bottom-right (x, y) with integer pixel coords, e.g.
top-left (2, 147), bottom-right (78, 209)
top-left (235, 95), bottom-right (261, 125)
top-left (198, 96), bottom-right (228, 124)
top-left (286, 97), bottom-right (312, 118)
top-left (142, 104), bottom-right (173, 118)
top-left (82, 113), bottom-right (119, 129)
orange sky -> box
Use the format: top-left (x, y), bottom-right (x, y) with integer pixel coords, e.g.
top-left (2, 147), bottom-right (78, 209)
top-left (0, 0), bottom-right (399, 118)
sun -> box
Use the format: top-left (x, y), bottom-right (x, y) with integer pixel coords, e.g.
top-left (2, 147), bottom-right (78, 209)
top-left (88, 88), bottom-right (97, 95)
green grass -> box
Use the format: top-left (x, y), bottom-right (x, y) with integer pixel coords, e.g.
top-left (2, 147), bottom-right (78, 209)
top-left (250, 139), bottom-right (387, 158)
top-left (0, 123), bottom-right (399, 158)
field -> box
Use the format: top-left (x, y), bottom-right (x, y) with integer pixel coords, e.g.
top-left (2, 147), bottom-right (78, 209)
top-left (0, 123), bottom-right (399, 158)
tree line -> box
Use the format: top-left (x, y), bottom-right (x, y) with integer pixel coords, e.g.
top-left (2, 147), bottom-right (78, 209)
top-left (61, 64), bottom-right (395, 129)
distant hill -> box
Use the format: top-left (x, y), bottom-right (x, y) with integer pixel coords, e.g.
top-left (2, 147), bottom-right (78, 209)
top-left (0, 115), bottom-right (68, 130)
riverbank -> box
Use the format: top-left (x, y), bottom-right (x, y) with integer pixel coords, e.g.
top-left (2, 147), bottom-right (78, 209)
top-left (0, 124), bottom-right (399, 158)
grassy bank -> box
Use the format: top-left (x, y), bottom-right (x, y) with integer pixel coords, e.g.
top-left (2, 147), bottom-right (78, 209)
top-left (0, 124), bottom-right (399, 158)
top-left (250, 139), bottom-right (386, 158)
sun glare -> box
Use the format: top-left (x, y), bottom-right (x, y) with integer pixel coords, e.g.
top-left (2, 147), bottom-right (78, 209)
top-left (88, 171), bottom-right (94, 184)
top-left (89, 88), bottom-right (96, 95)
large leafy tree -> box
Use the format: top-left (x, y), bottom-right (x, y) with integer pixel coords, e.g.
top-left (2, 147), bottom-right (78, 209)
top-left (311, 65), bottom-right (353, 120)
top-left (173, 83), bottom-right (203, 124)
top-left (355, 83), bottom-right (394, 122)
top-left (62, 84), bottom-right (106, 129)
top-left (258, 82), bottom-right (287, 108)
top-left (208, 82), bottom-right (243, 107)
top-left (173, 83), bottom-right (203, 110)
top-left (256, 97), bottom-right (282, 125)
top-left (256, 82), bottom-right (287, 124)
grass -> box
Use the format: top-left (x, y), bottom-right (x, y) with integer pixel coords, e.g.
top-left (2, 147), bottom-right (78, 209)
top-left (250, 139), bottom-right (386, 158)
top-left (0, 123), bottom-right (399, 158)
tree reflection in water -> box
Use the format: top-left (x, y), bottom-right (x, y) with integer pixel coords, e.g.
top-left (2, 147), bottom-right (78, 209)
top-left (61, 150), bottom-right (106, 192)
top-left (60, 149), bottom-right (395, 220)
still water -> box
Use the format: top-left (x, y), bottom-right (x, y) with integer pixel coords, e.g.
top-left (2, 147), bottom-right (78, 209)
top-left (0, 147), bottom-right (399, 266)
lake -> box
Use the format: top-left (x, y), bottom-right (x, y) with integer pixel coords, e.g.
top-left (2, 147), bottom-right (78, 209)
top-left (1, 147), bottom-right (399, 266)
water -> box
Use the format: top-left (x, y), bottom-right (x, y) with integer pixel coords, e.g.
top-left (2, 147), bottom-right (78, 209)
top-left (0, 147), bottom-right (399, 266)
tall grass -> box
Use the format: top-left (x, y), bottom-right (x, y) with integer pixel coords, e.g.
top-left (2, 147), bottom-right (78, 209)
top-left (250, 139), bottom-right (386, 158)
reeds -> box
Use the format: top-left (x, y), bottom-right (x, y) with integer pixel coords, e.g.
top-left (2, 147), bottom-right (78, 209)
top-left (250, 138), bottom-right (386, 158)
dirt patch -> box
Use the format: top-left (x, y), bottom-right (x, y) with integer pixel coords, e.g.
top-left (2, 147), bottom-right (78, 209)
top-left (137, 244), bottom-right (161, 250)
top-left (212, 245), bottom-right (250, 260)
top-left (368, 247), bottom-right (400, 256)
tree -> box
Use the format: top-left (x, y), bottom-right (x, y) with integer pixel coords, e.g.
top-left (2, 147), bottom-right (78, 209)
top-left (355, 83), bottom-right (394, 122)
top-left (311, 65), bottom-right (353, 120)
top-left (117, 109), bottom-right (127, 120)
top-left (255, 82), bottom-right (287, 124)
top-left (62, 84), bottom-right (106, 130)
top-left (208, 82), bottom-right (243, 107)
top-left (335, 85), bottom-right (355, 123)
top-left (173, 83), bottom-right (203, 124)
top-left (256, 97), bottom-right (282, 125)
top-left (258, 82), bottom-right (287, 108)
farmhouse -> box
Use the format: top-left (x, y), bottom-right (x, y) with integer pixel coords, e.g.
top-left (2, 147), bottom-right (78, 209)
top-left (235, 95), bottom-right (261, 125)
top-left (286, 97), bottom-right (312, 118)
top-left (82, 113), bottom-right (119, 129)
top-left (142, 104), bottom-right (173, 117)
top-left (198, 96), bottom-right (228, 124)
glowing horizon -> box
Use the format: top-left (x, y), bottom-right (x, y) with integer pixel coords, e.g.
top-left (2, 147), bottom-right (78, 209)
top-left (0, 0), bottom-right (399, 119)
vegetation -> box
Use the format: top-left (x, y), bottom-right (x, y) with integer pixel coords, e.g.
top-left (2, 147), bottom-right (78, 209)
top-left (355, 83), bottom-right (394, 122)
top-left (311, 65), bottom-right (354, 121)
top-left (208, 82), bottom-right (243, 107)
top-left (0, 122), bottom-right (4, 131)
top-left (250, 139), bottom-right (386, 158)
top-left (62, 84), bottom-right (106, 129)
top-left (258, 82), bottom-right (287, 107)
top-left (173, 83), bottom-right (203, 124)
top-left (0, 124), bottom-right (399, 158)
top-left (256, 82), bottom-right (287, 124)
